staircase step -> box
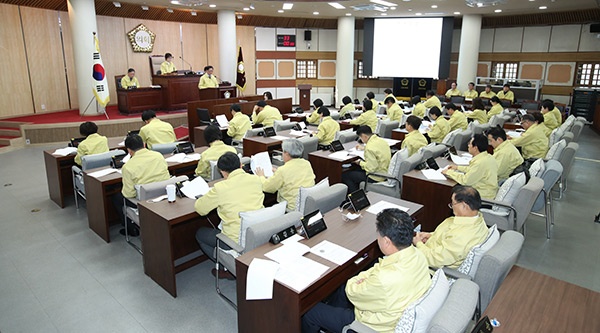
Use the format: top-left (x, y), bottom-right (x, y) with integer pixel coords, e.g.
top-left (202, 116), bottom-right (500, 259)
top-left (0, 135), bottom-right (20, 139)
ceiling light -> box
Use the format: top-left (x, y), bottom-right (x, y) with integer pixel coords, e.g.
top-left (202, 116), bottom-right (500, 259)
top-left (141, 5), bottom-right (149, 10)
top-left (346, 13), bottom-right (352, 16)
top-left (494, 9), bottom-right (502, 12)
top-left (282, 3), bottom-right (293, 10)
top-left (431, 5), bottom-right (438, 8)
top-left (465, 0), bottom-right (508, 8)
top-left (329, 2), bottom-right (345, 9)
top-left (539, 6), bottom-right (547, 9)
top-left (237, 14), bottom-right (242, 19)
top-left (191, 11), bottom-right (197, 15)
top-left (278, 9), bottom-right (284, 13)
top-left (209, 4), bottom-right (216, 8)
top-left (370, 0), bottom-right (398, 6)
top-left (313, 11), bottom-right (319, 15)
top-left (454, 11), bottom-right (460, 14)
top-left (243, 7), bottom-right (250, 11)
top-left (113, 2), bottom-right (121, 7)
top-left (381, 13), bottom-right (387, 15)
top-left (390, 6), bottom-right (396, 10)
top-left (415, 12), bottom-right (422, 15)
top-left (170, 0), bottom-right (179, 4)
top-left (167, 8), bottom-right (174, 13)
top-left (249, 4), bottom-right (255, 10)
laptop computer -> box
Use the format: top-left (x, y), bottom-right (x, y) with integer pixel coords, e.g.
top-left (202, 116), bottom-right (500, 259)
top-left (300, 210), bottom-right (327, 238)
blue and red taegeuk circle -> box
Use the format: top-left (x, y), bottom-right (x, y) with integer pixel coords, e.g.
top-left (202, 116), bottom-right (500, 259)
top-left (93, 64), bottom-right (105, 81)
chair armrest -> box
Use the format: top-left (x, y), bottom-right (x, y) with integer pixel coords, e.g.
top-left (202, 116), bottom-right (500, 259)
top-left (441, 267), bottom-right (472, 281)
top-left (124, 197), bottom-right (139, 207)
top-left (481, 198), bottom-right (514, 210)
top-left (271, 149), bottom-right (283, 155)
top-left (240, 156), bottom-right (251, 166)
top-left (216, 233), bottom-right (244, 253)
top-left (342, 320), bottom-right (377, 333)
top-left (365, 172), bottom-right (397, 181)
top-left (72, 165), bottom-right (82, 174)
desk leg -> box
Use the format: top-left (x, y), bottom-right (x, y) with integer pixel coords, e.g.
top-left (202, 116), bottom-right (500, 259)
top-left (44, 152), bottom-right (65, 208)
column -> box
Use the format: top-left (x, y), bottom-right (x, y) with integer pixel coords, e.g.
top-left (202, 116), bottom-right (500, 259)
top-left (217, 10), bottom-right (236, 85)
top-left (67, 0), bottom-right (99, 115)
top-left (335, 16), bottom-right (355, 105)
top-left (456, 14), bottom-right (482, 92)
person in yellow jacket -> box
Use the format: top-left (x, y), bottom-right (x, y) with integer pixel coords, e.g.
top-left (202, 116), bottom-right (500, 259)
top-left (306, 98), bottom-right (324, 125)
top-left (497, 84), bottom-right (514, 104)
top-left (463, 82), bottom-right (478, 99)
top-left (384, 96), bottom-right (402, 122)
top-left (445, 82), bottom-right (461, 98)
top-left (195, 125), bottom-right (236, 180)
top-left (411, 95), bottom-right (426, 118)
top-left (383, 88), bottom-right (397, 103)
top-left (74, 121), bottom-right (109, 165)
top-left (466, 98), bottom-right (488, 124)
top-left (120, 68), bottom-right (139, 89)
top-left (479, 84), bottom-right (496, 99)
top-left (366, 91), bottom-right (379, 108)
top-left (339, 96), bottom-right (355, 118)
top-left (446, 103), bottom-right (468, 131)
top-left (342, 126), bottom-right (391, 194)
top-left (426, 107), bottom-right (451, 143)
top-left (543, 99), bottom-right (562, 125)
top-left (424, 90), bottom-right (442, 109)
top-left (402, 116), bottom-right (428, 157)
top-left (487, 96), bottom-right (504, 122)
top-left (255, 139), bottom-right (315, 211)
top-left (508, 113), bottom-right (549, 160)
top-left (302, 209), bottom-right (432, 333)
top-left (487, 126), bottom-right (524, 182)
top-left (349, 100), bottom-right (378, 132)
top-left (160, 53), bottom-right (176, 74)
top-left (315, 107), bottom-right (340, 146)
top-left (198, 65), bottom-right (219, 89)
top-left (226, 104), bottom-right (251, 141)
top-left (116, 134), bottom-right (170, 236)
top-left (139, 110), bottom-right (176, 149)
top-left (541, 100), bottom-right (559, 136)
top-left (443, 134), bottom-right (499, 199)
top-left (413, 185), bottom-right (489, 269)
top-left (252, 100), bottom-right (282, 127)
top-left (195, 152), bottom-right (264, 277)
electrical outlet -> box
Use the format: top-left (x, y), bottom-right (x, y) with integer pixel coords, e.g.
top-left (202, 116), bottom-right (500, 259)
top-left (26, 139), bottom-right (30, 144)
top-left (41, 104), bottom-right (46, 110)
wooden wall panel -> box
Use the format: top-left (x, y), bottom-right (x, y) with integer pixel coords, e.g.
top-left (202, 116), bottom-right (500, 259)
top-left (0, 3), bottom-right (33, 117)
top-left (477, 63), bottom-right (490, 77)
top-left (520, 63), bottom-right (544, 80)
top-left (59, 12), bottom-right (78, 109)
top-left (237, 25), bottom-right (256, 95)
top-left (206, 24), bottom-right (220, 75)
top-left (319, 61), bottom-right (336, 78)
top-left (546, 63), bottom-right (574, 85)
top-left (277, 60), bottom-right (295, 79)
top-left (181, 23), bottom-right (208, 73)
top-left (97, 15), bottom-right (128, 106)
top-left (20, 6), bottom-right (70, 112)
top-left (257, 61), bottom-right (275, 79)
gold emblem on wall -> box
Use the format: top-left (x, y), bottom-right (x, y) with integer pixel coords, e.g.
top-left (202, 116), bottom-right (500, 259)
top-left (127, 24), bottom-right (156, 52)
top-left (418, 79), bottom-right (426, 87)
top-left (401, 78), bottom-right (409, 87)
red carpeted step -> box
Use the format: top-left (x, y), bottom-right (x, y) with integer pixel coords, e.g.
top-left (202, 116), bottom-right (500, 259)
top-left (0, 135), bottom-right (20, 139)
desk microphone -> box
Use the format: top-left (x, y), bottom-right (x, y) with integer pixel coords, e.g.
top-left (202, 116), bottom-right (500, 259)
top-left (179, 56), bottom-right (193, 71)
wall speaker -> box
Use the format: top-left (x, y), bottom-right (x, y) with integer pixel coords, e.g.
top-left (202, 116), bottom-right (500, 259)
top-left (304, 30), bottom-right (312, 41)
top-left (591, 23), bottom-right (600, 33)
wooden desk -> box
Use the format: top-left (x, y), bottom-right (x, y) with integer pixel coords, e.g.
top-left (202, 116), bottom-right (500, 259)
top-left (198, 85), bottom-right (237, 100)
top-left (338, 120), bottom-right (356, 131)
top-left (116, 87), bottom-right (162, 114)
top-left (483, 266), bottom-right (600, 332)
top-left (503, 122), bottom-right (523, 130)
top-left (401, 157), bottom-right (457, 232)
top-left (308, 142), bottom-right (359, 185)
top-left (84, 147), bottom-right (207, 243)
top-left (44, 137), bottom-right (125, 208)
top-left (391, 128), bottom-right (408, 141)
top-left (152, 74), bottom-right (201, 110)
top-left (235, 192), bottom-right (423, 333)
top-left (193, 125), bottom-right (228, 147)
top-left (241, 129), bottom-right (300, 157)
top-left (282, 112), bottom-right (310, 123)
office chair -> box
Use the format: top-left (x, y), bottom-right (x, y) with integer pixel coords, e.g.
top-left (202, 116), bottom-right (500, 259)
top-left (72, 150), bottom-right (127, 209)
top-left (530, 160), bottom-right (563, 239)
top-left (151, 142), bottom-right (179, 155)
top-left (197, 108), bottom-right (213, 125)
top-left (450, 96), bottom-right (465, 104)
top-left (377, 120), bottom-right (399, 139)
top-left (298, 183), bottom-right (348, 216)
top-left (362, 149), bottom-right (424, 198)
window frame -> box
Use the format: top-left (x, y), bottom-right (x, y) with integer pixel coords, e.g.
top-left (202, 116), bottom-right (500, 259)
top-left (296, 59), bottom-right (317, 79)
top-left (491, 61), bottom-right (519, 80)
top-left (575, 62), bottom-right (600, 88)
top-left (357, 60), bottom-right (378, 80)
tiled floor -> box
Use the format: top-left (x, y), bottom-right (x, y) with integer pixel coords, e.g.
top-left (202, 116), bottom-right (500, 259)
top-left (0, 127), bottom-right (599, 332)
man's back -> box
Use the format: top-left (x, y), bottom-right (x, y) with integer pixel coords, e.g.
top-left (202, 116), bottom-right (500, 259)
top-left (448, 111), bottom-right (468, 131)
top-left (350, 110), bottom-right (378, 132)
top-left (316, 116), bottom-right (340, 145)
top-left (260, 158), bottom-right (315, 211)
top-left (75, 133), bottom-right (109, 165)
top-left (252, 105), bottom-right (282, 127)
top-left (445, 152), bottom-right (498, 199)
top-left (227, 112), bottom-right (252, 141)
top-left (195, 141), bottom-right (236, 179)
top-left (121, 148), bottom-right (170, 198)
top-left (140, 118), bottom-right (176, 149)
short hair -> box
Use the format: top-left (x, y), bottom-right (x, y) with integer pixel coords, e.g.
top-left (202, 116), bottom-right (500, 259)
top-left (468, 82), bottom-right (475, 87)
top-left (263, 91), bottom-right (273, 100)
top-left (451, 81), bottom-right (457, 86)
top-left (522, 114), bottom-right (536, 123)
top-left (142, 110), bottom-right (156, 121)
top-left (256, 100), bottom-right (267, 107)
top-left (541, 100), bottom-right (554, 111)
top-left (217, 152), bottom-right (240, 173)
top-left (470, 134), bottom-right (488, 153)
top-left (406, 115), bottom-right (422, 130)
top-left (79, 121), bottom-right (98, 136)
top-left (165, 53), bottom-right (173, 59)
top-left (282, 139), bottom-right (304, 159)
top-left (429, 106), bottom-right (442, 117)
top-left (204, 125), bottom-right (222, 144)
top-left (384, 96), bottom-right (396, 104)
top-left (313, 98), bottom-right (324, 108)
top-left (366, 91), bottom-right (375, 99)
top-left (203, 65), bottom-right (213, 72)
top-left (317, 106), bottom-right (330, 117)
top-left (503, 84), bottom-right (510, 88)
top-left (125, 134), bottom-right (144, 151)
top-left (426, 90), bottom-right (435, 97)
top-left (411, 95), bottom-right (421, 105)
top-left (532, 111), bottom-right (544, 123)
top-left (342, 96), bottom-right (352, 105)
top-left (472, 97), bottom-right (485, 110)
top-left (375, 209), bottom-right (414, 249)
top-left (445, 103), bottom-right (457, 111)
top-left (486, 125), bottom-right (507, 141)
top-left (363, 100), bottom-right (373, 111)
top-left (490, 96), bottom-right (501, 104)
top-left (485, 84), bottom-right (492, 89)
top-left (230, 104), bottom-right (241, 112)
top-left (452, 185), bottom-right (482, 211)
top-left (384, 88), bottom-right (393, 94)
top-left (356, 125), bottom-right (373, 136)
top-left (127, 68), bottom-right (135, 73)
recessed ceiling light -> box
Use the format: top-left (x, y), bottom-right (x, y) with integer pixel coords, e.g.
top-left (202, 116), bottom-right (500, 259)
top-left (539, 6), bottom-right (547, 9)
top-left (494, 9), bottom-right (502, 12)
top-left (141, 5), bottom-right (149, 10)
top-left (431, 5), bottom-right (438, 8)
top-left (381, 13), bottom-right (387, 16)
top-left (407, 8), bottom-right (412, 11)
top-left (390, 6), bottom-right (396, 10)
top-left (454, 11), bottom-right (460, 14)
top-left (346, 13), bottom-right (352, 16)
top-left (313, 11), bottom-right (319, 15)
top-left (167, 8), bottom-right (174, 13)
top-left (243, 7), bottom-right (250, 11)
top-left (282, 3), bottom-right (293, 10)
top-left (191, 11), bottom-right (197, 16)
top-left (278, 9), bottom-right (284, 13)
top-left (112, 2), bottom-right (121, 7)
top-left (370, 0), bottom-right (398, 7)
top-left (170, 0), bottom-right (179, 4)
top-left (209, 4), bottom-right (216, 8)
top-left (415, 12), bottom-right (422, 15)
top-left (328, 2), bottom-right (345, 9)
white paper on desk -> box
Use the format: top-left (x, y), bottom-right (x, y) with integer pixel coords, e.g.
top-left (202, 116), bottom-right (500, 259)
top-left (421, 169), bottom-right (447, 180)
top-left (246, 258), bottom-right (279, 300)
top-left (165, 153), bottom-right (186, 163)
top-left (251, 151), bottom-right (273, 178)
top-left (184, 153), bottom-right (201, 161)
top-left (310, 240), bottom-right (357, 266)
top-left (271, 135), bottom-right (289, 141)
top-left (275, 255), bottom-right (330, 292)
top-left (180, 177), bottom-right (210, 199)
top-left (381, 138), bottom-right (400, 146)
top-left (366, 200), bottom-right (410, 215)
top-left (88, 168), bottom-right (119, 178)
top-left (328, 151), bottom-right (351, 160)
top-left (450, 154), bottom-right (471, 166)
top-left (53, 147), bottom-right (78, 156)
top-left (507, 131), bottom-right (522, 138)
top-left (117, 141), bottom-right (125, 147)
top-left (280, 234), bottom-right (304, 245)
top-left (122, 154), bottom-right (131, 164)
top-left (347, 148), bottom-right (365, 160)
top-left (264, 241), bottom-right (310, 264)
top-left (215, 114), bottom-right (229, 128)
top-left (288, 130), bottom-right (306, 137)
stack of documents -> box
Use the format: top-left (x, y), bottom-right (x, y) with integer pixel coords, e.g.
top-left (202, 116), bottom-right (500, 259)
top-left (329, 151), bottom-right (352, 160)
top-left (179, 177), bottom-right (210, 199)
top-left (52, 147), bottom-right (78, 156)
top-left (506, 131), bottom-right (523, 138)
top-left (88, 168), bottom-right (120, 179)
top-left (421, 169), bottom-right (446, 180)
top-left (250, 151), bottom-right (273, 177)
top-left (366, 201), bottom-right (409, 215)
top-left (347, 147), bottom-right (365, 160)
top-left (215, 114), bottom-right (229, 128)
top-left (165, 153), bottom-right (201, 163)
top-left (271, 135), bottom-right (290, 141)
top-left (450, 154), bottom-right (472, 166)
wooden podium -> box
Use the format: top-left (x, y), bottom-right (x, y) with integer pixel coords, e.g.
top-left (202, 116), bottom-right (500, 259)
top-left (198, 85), bottom-right (237, 100)
top-left (298, 84), bottom-right (312, 111)
top-left (152, 74), bottom-right (201, 110)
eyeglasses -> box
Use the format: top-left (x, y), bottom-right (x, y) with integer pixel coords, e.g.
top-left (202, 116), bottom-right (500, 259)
top-left (448, 202), bottom-right (459, 209)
